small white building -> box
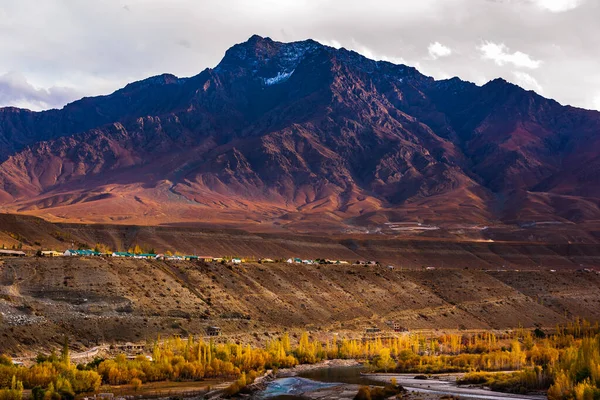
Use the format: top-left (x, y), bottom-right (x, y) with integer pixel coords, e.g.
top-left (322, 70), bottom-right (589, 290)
top-left (0, 250), bottom-right (26, 257)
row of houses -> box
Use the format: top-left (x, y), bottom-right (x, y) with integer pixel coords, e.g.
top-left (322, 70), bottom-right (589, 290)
top-left (8, 248), bottom-right (392, 269)
top-left (8, 249), bottom-right (272, 263)
top-left (60, 251), bottom-right (383, 267)
top-left (286, 258), bottom-right (352, 265)
top-left (62, 249), bottom-right (224, 262)
top-left (285, 258), bottom-right (387, 266)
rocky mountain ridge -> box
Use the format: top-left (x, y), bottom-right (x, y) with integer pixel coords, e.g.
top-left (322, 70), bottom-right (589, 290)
top-left (1, 35), bottom-right (599, 233)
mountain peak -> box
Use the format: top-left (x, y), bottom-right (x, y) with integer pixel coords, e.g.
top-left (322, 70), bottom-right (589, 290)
top-left (118, 73), bottom-right (182, 94)
top-left (215, 35), bottom-right (422, 82)
top-left (215, 35), bottom-right (323, 78)
top-left (246, 34), bottom-right (273, 44)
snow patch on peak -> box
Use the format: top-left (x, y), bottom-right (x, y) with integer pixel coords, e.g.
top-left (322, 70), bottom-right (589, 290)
top-left (263, 70), bottom-right (295, 86)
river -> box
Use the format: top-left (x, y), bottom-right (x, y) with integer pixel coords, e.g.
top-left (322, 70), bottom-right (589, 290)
top-left (256, 365), bottom-right (547, 400)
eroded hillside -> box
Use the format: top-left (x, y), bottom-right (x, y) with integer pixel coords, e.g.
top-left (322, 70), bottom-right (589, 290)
top-left (1, 257), bottom-right (599, 355)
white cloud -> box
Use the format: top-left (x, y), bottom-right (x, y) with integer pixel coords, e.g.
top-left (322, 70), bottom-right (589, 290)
top-left (314, 39), bottom-right (407, 65)
top-left (0, 71), bottom-right (81, 111)
top-left (591, 94), bottom-right (600, 111)
top-left (513, 71), bottom-right (544, 93)
top-left (532, 0), bottom-right (584, 12)
top-left (349, 40), bottom-right (407, 65)
top-left (479, 41), bottom-right (541, 69)
top-left (428, 42), bottom-right (452, 59)
top-left (317, 39), bottom-right (342, 49)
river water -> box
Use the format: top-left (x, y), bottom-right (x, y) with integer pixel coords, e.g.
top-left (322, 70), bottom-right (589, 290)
top-left (298, 365), bottom-right (380, 385)
top-left (258, 377), bottom-right (337, 399)
top-left (258, 366), bottom-right (369, 399)
top-left (257, 365), bottom-right (547, 400)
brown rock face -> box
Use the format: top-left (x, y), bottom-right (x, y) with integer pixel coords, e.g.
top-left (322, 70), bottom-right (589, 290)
top-left (0, 35), bottom-right (599, 232)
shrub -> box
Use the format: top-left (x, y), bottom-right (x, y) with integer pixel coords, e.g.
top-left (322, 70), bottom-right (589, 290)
top-left (130, 378), bottom-right (142, 391)
top-left (353, 384), bottom-right (404, 400)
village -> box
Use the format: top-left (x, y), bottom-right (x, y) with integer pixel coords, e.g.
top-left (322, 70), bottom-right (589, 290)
top-left (0, 247), bottom-right (394, 268)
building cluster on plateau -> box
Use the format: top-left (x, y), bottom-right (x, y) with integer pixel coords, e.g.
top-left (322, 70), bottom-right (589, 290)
top-left (1, 248), bottom-right (392, 268)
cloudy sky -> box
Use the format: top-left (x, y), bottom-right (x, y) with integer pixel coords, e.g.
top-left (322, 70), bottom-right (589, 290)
top-left (1, 0), bottom-right (599, 111)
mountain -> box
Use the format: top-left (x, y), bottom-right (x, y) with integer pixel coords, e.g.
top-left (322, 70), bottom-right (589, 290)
top-left (1, 35), bottom-right (599, 234)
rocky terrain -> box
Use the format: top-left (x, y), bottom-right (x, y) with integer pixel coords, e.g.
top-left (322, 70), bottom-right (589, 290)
top-left (3, 213), bottom-right (600, 267)
top-left (1, 256), bottom-right (600, 355)
top-left (1, 35), bottom-right (600, 361)
top-left (0, 36), bottom-right (599, 233)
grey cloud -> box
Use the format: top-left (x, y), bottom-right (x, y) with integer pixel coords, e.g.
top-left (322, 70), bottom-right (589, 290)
top-left (177, 39), bottom-right (192, 49)
top-left (0, 0), bottom-right (598, 110)
top-left (0, 72), bottom-right (82, 111)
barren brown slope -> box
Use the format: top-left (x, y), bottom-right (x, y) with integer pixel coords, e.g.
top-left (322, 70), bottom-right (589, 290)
top-left (37, 223), bottom-right (600, 269)
top-left (1, 257), bottom-right (599, 355)
top-left (2, 213), bottom-right (600, 268)
top-left (0, 213), bottom-right (90, 250)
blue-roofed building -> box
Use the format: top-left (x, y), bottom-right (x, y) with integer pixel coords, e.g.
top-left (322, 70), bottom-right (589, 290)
top-left (64, 249), bottom-right (102, 257)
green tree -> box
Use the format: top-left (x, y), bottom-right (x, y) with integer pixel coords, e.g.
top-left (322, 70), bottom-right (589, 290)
top-left (61, 337), bottom-right (70, 367)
